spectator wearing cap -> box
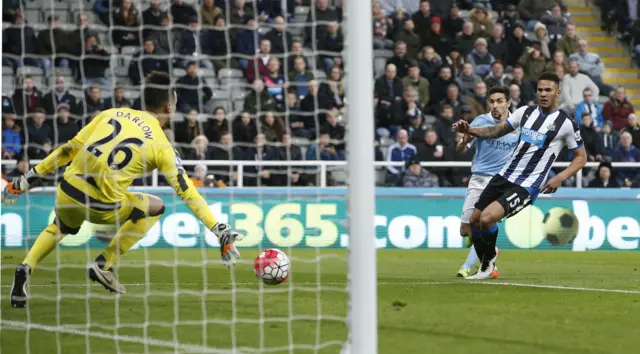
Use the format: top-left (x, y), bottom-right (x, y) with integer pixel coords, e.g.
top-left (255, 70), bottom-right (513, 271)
top-left (264, 16), bottom-right (294, 55)
top-left (422, 17), bottom-right (451, 58)
top-left (466, 37), bottom-right (495, 78)
top-left (557, 23), bottom-right (580, 59)
top-left (12, 76), bottom-right (43, 119)
top-left (418, 46), bottom-right (442, 81)
top-left (2, 114), bottom-right (21, 159)
top-left (612, 131), bottom-right (640, 186)
top-left (36, 15), bottom-right (71, 69)
top-left (533, 22), bottom-right (553, 60)
top-left (245, 39), bottom-right (273, 83)
top-left (176, 16), bottom-right (215, 71)
top-left (143, 0), bottom-right (168, 37)
top-left (372, 2), bottom-right (395, 50)
top-left (171, 0), bottom-right (198, 26)
top-left (470, 6), bottom-right (493, 39)
top-left (129, 38), bottom-right (170, 86)
top-left (26, 108), bottom-right (52, 158)
top-left (402, 61), bottom-right (430, 105)
top-left (42, 76), bottom-right (77, 117)
top-left (570, 39), bottom-right (613, 97)
top-left (587, 162), bottom-right (620, 188)
top-left (395, 19), bottom-right (421, 60)
top-left (304, 0), bottom-right (339, 47)
top-left (573, 88), bottom-right (603, 127)
top-left (412, 0), bottom-right (434, 41)
top-left (318, 21), bottom-right (345, 73)
top-left (624, 114), bottom-right (640, 149)
top-left (518, 0), bottom-right (564, 31)
top-left (597, 121), bottom-right (620, 160)
top-left (604, 86), bottom-right (635, 131)
top-left (484, 61), bottom-right (510, 88)
top-left (112, 0), bottom-right (141, 48)
top-left (497, 4), bottom-right (520, 40)
top-left (80, 35), bottom-right (111, 89)
top-left (2, 12), bottom-right (41, 70)
top-left (53, 103), bottom-right (79, 146)
top-left (386, 129), bottom-right (417, 185)
top-left (443, 4), bottom-right (465, 39)
top-left (456, 62), bottom-right (483, 98)
top-left (562, 60), bottom-right (600, 110)
top-left (455, 21), bottom-right (477, 57)
top-left (518, 44), bottom-right (547, 82)
top-left (405, 113), bottom-right (427, 145)
top-left (403, 158), bottom-right (439, 187)
top-left (488, 23), bottom-right (507, 64)
top-left (506, 22), bottom-right (531, 67)
top-left (176, 61), bottom-right (213, 113)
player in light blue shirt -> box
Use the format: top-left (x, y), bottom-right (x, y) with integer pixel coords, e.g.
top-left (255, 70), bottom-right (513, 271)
top-left (456, 86), bottom-right (520, 278)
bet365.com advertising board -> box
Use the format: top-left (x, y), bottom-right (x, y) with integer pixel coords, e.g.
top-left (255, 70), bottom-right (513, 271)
top-left (1, 188), bottom-right (639, 251)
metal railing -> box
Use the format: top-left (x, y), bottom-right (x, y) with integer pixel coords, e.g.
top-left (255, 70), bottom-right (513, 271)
top-left (2, 160), bottom-right (639, 188)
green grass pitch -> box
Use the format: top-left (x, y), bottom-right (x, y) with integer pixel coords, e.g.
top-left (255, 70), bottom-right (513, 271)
top-left (1, 249), bottom-right (640, 354)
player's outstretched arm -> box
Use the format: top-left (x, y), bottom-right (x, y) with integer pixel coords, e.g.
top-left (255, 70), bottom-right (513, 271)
top-left (157, 148), bottom-right (243, 267)
top-left (453, 120), bottom-right (514, 139)
top-left (542, 145), bottom-right (587, 194)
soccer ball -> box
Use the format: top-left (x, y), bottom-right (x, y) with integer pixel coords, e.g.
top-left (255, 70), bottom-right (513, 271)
top-left (254, 249), bottom-right (290, 285)
top-left (542, 207), bottom-right (579, 246)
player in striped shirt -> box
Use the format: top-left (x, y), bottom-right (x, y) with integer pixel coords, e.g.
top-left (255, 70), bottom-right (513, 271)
top-left (453, 73), bottom-right (587, 279)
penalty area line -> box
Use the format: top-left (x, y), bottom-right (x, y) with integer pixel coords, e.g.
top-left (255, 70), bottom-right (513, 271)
top-left (0, 320), bottom-right (231, 353)
top-left (1, 281), bottom-right (639, 294)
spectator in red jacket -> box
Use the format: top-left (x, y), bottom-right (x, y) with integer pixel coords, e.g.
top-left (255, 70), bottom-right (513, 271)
top-left (603, 86), bottom-right (635, 131)
top-left (245, 39), bottom-right (273, 83)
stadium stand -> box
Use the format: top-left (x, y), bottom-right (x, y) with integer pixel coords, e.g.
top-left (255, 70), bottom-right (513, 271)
top-left (2, 0), bottom-right (640, 188)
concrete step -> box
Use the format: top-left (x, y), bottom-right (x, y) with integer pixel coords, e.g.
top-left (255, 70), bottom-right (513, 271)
top-left (567, 6), bottom-right (594, 16)
top-left (602, 57), bottom-right (634, 69)
top-left (585, 36), bottom-right (617, 45)
top-left (603, 68), bottom-right (638, 79)
top-left (572, 15), bottom-right (600, 26)
top-left (590, 47), bottom-right (628, 58)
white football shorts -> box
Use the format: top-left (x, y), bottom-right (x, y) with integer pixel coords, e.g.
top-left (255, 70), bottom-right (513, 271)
top-left (460, 174), bottom-right (493, 224)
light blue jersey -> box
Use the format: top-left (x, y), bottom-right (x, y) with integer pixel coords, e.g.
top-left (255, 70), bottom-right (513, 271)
top-left (468, 113), bottom-right (520, 176)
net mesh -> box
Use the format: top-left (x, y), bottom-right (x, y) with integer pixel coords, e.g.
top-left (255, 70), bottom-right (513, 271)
top-left (1, 0), bottom-right (352, 353)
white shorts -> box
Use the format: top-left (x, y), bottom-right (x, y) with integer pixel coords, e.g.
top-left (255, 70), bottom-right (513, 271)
top-left (460, 175), bottom-right (493, 224)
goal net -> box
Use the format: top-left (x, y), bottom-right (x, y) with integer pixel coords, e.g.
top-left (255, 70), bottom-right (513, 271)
top-left (1, 0), bottom-right (377, 353)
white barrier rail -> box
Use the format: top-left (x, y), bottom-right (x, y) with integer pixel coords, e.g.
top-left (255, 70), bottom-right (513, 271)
top-left (2, 160), bottom-right (639, 188)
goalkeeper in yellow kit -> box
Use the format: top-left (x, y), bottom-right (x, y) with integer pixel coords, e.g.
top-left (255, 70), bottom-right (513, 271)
top-left (2, 72), bottom-right (242, 308)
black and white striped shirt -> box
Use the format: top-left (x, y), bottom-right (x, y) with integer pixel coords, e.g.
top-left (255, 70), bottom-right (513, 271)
top-left (500, 105), bottom-right (584, 191)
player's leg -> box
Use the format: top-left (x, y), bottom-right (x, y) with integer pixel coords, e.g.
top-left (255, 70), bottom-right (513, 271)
top-left (457, 209), bottom-right (477, 278)
top-left (11, 191), bottom-right (84, 308)
top-left (87, 193), bottom-right (165, 293)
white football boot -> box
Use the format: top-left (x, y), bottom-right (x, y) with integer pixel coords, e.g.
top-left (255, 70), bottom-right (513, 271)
top-left (466, 251), bottom-right (498, 280)
top-left (87, 262), bottom-right (126, 294)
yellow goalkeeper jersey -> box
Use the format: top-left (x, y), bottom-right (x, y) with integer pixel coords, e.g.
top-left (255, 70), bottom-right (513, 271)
top-left (34, 108), bottom-right (218, 229)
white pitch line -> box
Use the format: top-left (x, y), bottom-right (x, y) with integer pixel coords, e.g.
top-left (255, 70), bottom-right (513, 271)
top-left (1, 281), bottom-right (639, 294)
top-left (0, 320), bottom-right (231, 353)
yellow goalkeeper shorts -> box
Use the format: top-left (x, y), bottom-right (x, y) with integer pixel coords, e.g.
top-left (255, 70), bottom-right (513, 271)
top-left (54, 178), bottom-right (153, 235)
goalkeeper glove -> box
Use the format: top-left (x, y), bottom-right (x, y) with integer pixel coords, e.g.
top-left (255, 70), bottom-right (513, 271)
top-left (1, 169), bottom-right (39, 205)
top-left (212, 222), bottom-right (243, 268)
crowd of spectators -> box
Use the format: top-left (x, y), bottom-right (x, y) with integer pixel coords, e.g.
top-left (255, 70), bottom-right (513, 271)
top-left (1, 0), bottom-right (639, 188)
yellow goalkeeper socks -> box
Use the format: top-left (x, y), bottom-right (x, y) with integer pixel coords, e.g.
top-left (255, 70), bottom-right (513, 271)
top-left (100, 215), bottom-right (162, 270)
top-left (22, 223), bottom-right (65, 271)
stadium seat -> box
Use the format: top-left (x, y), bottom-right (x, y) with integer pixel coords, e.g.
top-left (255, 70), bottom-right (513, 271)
top-left (172, 68), bottom-right (187, 78)
top-left (41, 3), bottom-right (71, 23)
top-left (121, 46), bottom-right (140, 56)
top-left (3, 66), bottom-right (13, 76)
top-left (217, 68), bottom-right (244, 79)
top-left (199, 68), bottom-right (216, 78)
top-left (24, 9), bottom-right (41, 24)
top-left (313, 70), bottom-right (327, 82)
top-left (2, 79), bottom-right (15, 96)
top-left (16, 66), bottom-right (44, 77)
top-left (124, 90), bottom-right (140, 101)
top-left (30, 76), bottom-right (47, 89)
top-left (50, 67), bottom-right (74, 78)
top-left (232, 91), bottom-right (247, 111)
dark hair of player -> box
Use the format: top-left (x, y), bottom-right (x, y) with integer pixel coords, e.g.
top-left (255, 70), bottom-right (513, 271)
top-left (143, 71), bottom-right (174, 111)
top-left (538, 72), bottom-right (560, 86)
top-left (487, 85), bottom-right (510, 100)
